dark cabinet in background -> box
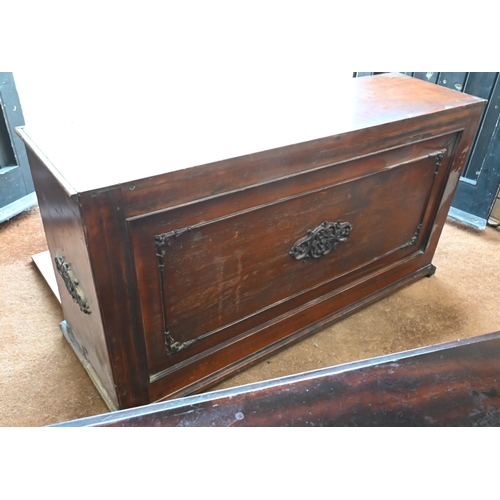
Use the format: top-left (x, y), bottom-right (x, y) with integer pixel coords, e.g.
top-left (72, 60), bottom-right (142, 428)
top-left (0, 73), bottom-right (35, 223)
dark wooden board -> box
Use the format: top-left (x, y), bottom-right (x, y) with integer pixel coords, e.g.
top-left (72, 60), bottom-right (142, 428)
top-left (54, 331), bottom-right (500, 427)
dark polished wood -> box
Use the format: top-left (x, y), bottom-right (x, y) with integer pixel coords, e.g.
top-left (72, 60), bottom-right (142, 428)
top-left (16, 74), bottom-right (486, 409)
top-left (54, 331), bottom-right (500, 426)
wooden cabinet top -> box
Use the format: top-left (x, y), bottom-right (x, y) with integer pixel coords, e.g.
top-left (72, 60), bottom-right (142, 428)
top-left (16, 73), bottom-right (485, 195)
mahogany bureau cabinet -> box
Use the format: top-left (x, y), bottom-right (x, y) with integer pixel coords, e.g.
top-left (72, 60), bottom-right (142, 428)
top-left (16, 73), bottom-right (485, 410)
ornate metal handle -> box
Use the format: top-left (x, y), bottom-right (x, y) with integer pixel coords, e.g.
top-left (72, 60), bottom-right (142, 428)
top-left (54, 256), bottom-right (91, 314)
top-left (289, 220), bottom-right (353, 261)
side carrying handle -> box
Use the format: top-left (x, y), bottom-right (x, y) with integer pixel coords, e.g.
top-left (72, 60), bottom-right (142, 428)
top-left (54, 255), bottom-right (91, 314)
top-left (289, 220), bottom-right (353, 262)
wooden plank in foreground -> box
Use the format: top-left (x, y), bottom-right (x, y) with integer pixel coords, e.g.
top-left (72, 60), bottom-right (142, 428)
top-left (53, 331), bottom-right (500, 427)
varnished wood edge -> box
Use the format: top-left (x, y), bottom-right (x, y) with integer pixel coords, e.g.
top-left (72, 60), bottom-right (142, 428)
top-left (59, 320), bottom-right (118, 412)
top-left (54, 328), bottom-right (500, 427)
top-left (15, 126), bottom-right (78, 198)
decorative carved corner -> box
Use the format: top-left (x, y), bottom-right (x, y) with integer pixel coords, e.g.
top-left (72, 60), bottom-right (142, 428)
top-left (155, 226), bottom-right (193, 249)
top-left (154, 227), bottom-right (197, 355)
top-left (430, 148), bottom-right (447, 176)
top-left (54, 256), bottom-right (91, 314)
top-left (289, 219), bottom-right (353, 262)
top-left (400, 224), bottom-right (422, 250)
top-left (164, 331), bottom-right (197, 355)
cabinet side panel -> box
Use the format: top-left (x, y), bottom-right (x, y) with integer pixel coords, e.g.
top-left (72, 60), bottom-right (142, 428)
top-left (427, 103), bottom-right (486, 250)
top-left (25, 148), bottom-right (118, 408)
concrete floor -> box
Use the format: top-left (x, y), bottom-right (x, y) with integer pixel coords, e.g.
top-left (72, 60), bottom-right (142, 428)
top-left (1, 206), bottom-right (499, 426)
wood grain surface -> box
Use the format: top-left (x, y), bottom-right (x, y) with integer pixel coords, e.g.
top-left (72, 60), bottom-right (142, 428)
top-left (55, 330), bottom-right (500, 426)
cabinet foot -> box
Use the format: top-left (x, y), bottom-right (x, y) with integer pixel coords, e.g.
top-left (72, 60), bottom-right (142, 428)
top-left (59, 321), bottom-right (118, 411)
top-left (426, 264), bottom-right (437, 277)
